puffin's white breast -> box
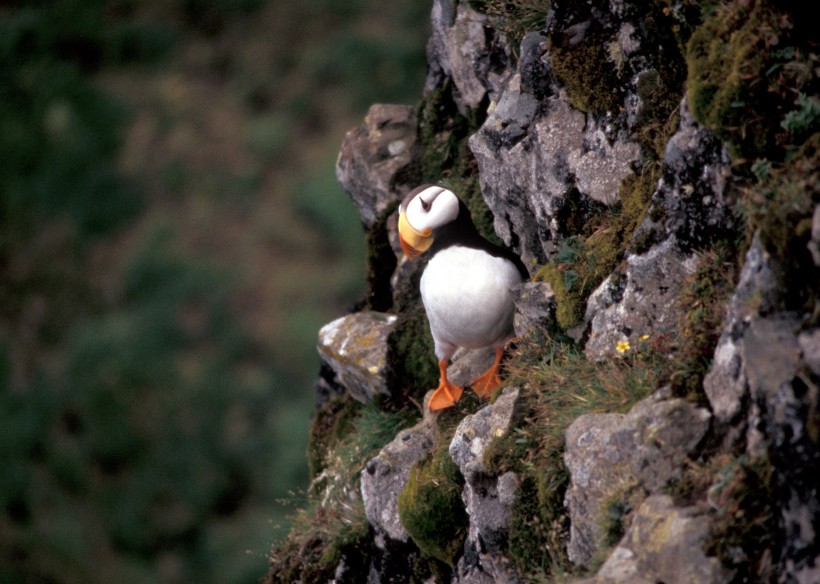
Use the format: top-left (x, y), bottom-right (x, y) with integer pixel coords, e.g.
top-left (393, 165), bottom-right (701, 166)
top-left (420, 246), bottom-right (522, 350)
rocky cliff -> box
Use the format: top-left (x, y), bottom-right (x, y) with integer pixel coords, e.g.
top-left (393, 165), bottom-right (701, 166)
top-left (267, 1), bottom-right (819, 582)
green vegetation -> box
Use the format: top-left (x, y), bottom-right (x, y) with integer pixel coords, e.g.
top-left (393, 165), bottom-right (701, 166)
top-left (1, 0), bottom-right (428, 582)
top-left (686, 0), bottom-right (819, 161)
top-left (467, 0), bottom-right (551, 44)
top-left (550, 29), bottom-right (623, 114)
top-left (486, 335), bottom-right (666, 579)
top-left (269, 399), bottom-right (416, 582)
top-left (398, 447), bottom-right (467, 566)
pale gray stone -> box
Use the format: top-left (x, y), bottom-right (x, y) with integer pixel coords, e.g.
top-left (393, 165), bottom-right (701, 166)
top-left (564, 393), bottom-right (711, 566)
top-left (361, 420), bottom-right (436, 545)
top-left (318, 311), bottom-right (397, 403)
top-left (336, 104), bottom-right (418, 228)
top-left (574, 495), bottom-right (727, 584)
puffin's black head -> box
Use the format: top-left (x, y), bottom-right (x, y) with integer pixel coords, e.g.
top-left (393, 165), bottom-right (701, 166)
top-left (397, 184), bottom-right (461, 259)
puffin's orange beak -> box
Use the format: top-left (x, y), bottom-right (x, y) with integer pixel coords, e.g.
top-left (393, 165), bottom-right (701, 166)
top-left (398, 211), bottom-right (433, 259)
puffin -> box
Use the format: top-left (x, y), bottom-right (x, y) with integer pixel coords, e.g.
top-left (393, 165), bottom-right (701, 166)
top-left (397, 184), bottom-right (529, 411)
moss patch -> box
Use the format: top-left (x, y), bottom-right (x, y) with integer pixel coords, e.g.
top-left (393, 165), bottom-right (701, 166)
top-left (549, 26), bottom-right (623, 114)
top-left (398, 446), bottom-right (468, 567)
top-left (535, 164), bottom-right (662, 330)
top-left (686, 1), bottom-right (819, 161)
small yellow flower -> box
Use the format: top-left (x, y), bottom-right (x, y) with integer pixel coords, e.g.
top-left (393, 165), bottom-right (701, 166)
top-left (639, 334), bottom-right (650, 342)
top-left (615, 340), bottom-right (631, 354)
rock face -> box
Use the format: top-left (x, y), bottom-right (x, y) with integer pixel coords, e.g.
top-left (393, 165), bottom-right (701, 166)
top-left (450, 388), bottom-right (522, 584)
top-left (425, 0), bottom-right (515, 114)
top-left (336, 104), bottom-right (419, 229)
top-left (270, 1), bottom-right (819, 583)
top-left (564, 392), bottom-right (711, 566)
top-left (578, 495), bottom-right (727, 584)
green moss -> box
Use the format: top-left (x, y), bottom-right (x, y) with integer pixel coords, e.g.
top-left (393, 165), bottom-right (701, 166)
top-left (508, 464), bottom-right (572, 579)
top-left (686, 1), bottom-right (817, 161)
top-left (550, 32), bottom-right (622, 114)
top-left (536, 262), bottom-right (586, 330)
top-left (398, 447), bottom-right (468, 566)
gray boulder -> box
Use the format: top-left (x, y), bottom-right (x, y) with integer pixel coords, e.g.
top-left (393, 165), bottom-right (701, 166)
top-left (583, 237), bottom-right (700, 359)
top-left (450, 387), bottom-right (523, 583)
top-left (574, 495), bottom-right (727, 584)
top-left (361, 419), bottom-right (436, 545)
top-left (317, 311), bottom-right (397, 403)
top-left (564, 392), bottom-right (711, 566)
top-left (336, 103), bottom-right (418, 229)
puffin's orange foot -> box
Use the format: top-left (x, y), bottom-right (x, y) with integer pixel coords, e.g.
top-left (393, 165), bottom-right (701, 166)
top-left (468, 348), bottom-right (505, 399)
top-left (428, 359), bottom-right (464, 411)
top-left (428, 380), bottom-right (464, 411)
top-left (468, 368), bottom-right (502, 399)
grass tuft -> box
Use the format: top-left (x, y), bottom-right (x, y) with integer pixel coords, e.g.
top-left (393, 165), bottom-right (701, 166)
top-left (268, 400), bottom-right (416, 583)
top-left (482, 333), bottom-right (666, 579)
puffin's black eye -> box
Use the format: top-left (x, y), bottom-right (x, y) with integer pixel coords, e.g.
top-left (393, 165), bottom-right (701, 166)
top-left (419, 197), bottom-right (431, 212)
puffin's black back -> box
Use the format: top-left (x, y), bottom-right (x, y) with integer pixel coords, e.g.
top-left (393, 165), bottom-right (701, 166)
top-left (429, 199), bottom-right (529, 280)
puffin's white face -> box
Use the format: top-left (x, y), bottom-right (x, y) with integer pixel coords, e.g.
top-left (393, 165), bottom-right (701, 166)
top-left (398, 185), bottom-right (460, 259)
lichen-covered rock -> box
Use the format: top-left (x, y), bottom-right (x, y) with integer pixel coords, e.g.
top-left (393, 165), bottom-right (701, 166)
top-left (581, 96), bottom-right (738, 359)
top-left (361, 419), bottom-right (436, 545)
top-left (744, 315), bottom-right (820, 580)
top-left (575, 495), bottom-right (727, 584)
top-left (336, 104), bottom-right (418, 229)
top-left (582, 237), bottom-right (700, 359)
top-left (470, 71), bottom-right (641, 265)
top-left (425, 0), bottom-right (515, 114)
top-left (318, 311), bottom-right (397, 403)
top-left (632, 96), bottom-right (737, 254)
top-left (564, 392), bottom-right (711, 567)
top-left (703, 234), bottom-right (779, 425)
top-left (513, 281), bottom-right (556, 339)
top-left (449, 387), bottom-right (522, 583)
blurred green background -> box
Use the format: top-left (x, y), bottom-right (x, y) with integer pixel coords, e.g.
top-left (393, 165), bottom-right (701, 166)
top-left (0, 1), bottom-right (428, 582)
